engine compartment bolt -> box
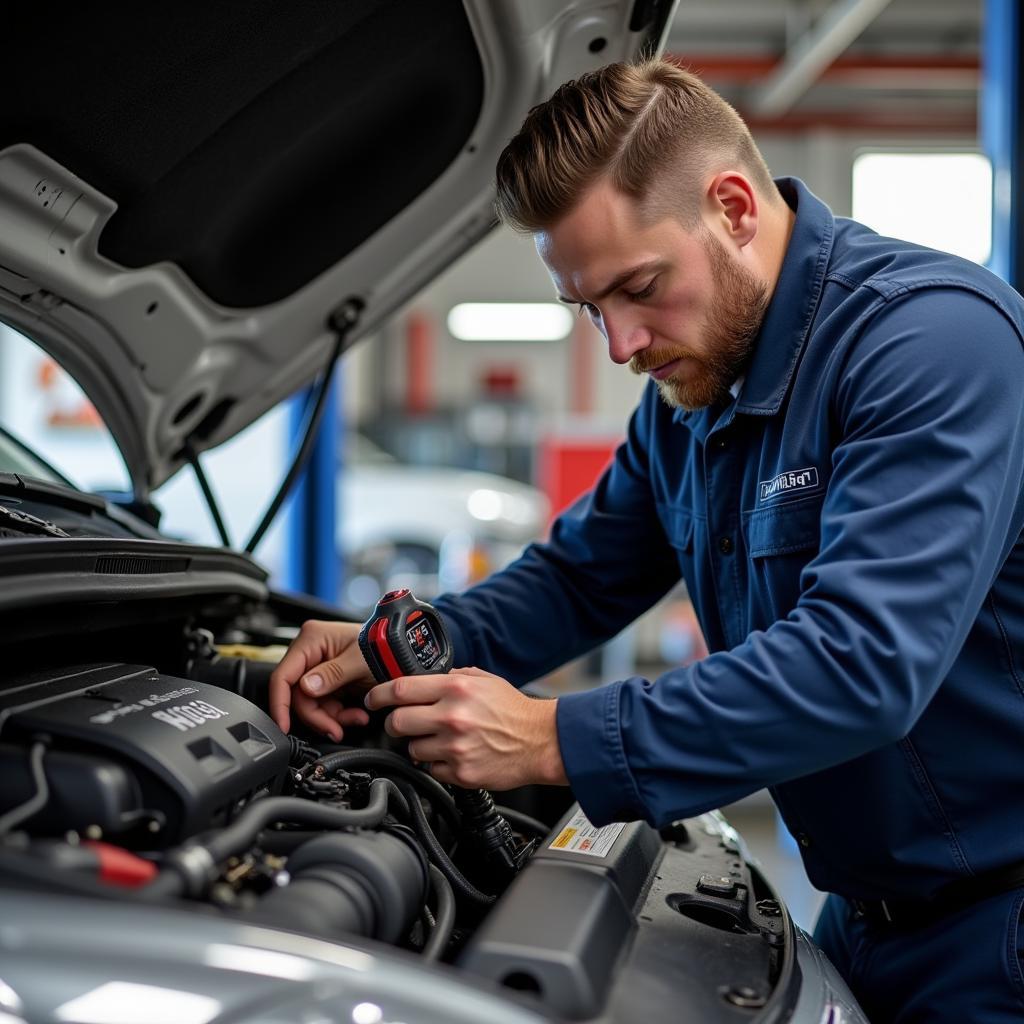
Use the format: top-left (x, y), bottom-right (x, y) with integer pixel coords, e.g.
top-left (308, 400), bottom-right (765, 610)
top-left (756, 899), bottom-right (782, 917)
top-left (722, 985), bottom-right (767, 1009)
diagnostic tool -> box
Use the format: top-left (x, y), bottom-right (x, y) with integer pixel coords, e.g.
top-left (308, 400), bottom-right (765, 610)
top-left (357, 588), bottom-right (533, 884)
top-left (358, 589), bottom-right (454, 682)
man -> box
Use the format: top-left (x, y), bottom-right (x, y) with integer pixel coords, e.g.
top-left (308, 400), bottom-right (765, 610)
top-left (270, 59), bottom-right (1024, 1022)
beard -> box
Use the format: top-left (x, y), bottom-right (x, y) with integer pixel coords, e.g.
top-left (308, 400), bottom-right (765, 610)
top-left (630, 229), bottom-right (769, 411)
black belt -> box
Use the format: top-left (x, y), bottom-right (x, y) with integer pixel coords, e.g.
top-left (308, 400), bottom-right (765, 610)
top-left (849, 860), bottom-right (1024, 929)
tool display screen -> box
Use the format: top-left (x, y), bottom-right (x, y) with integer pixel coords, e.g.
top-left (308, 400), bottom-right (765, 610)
top-left (406, 618), bottom-right (442, 670)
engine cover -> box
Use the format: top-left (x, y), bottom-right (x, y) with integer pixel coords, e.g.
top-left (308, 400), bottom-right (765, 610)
top-left (0, 663), bottom-right (289, 845)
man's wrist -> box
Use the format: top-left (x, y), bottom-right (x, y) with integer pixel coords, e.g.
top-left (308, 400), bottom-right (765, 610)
top-left (532, 697), bottom-right (569, 786)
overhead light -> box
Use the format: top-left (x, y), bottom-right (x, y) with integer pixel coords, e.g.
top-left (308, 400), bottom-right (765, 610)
top-left (447, 303), bottom-right (573, 342)
top-left (352, 1005), bottom-right (383, 1024)
top-left (467, 488), bottom-right (504, 522)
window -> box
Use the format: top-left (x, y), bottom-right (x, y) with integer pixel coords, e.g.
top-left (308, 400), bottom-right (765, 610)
top-left (0, 319), bottom-right (288, 579)
top-left (852, 152), bottom-right (992, 266)
top-left (0, 323), bottom-right (130, 492)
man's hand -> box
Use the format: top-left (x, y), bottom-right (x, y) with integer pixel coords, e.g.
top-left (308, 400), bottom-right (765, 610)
top-left (365, 666), bottom-right (569, 791)
top-left (268, 619), bottom-right (376, 740)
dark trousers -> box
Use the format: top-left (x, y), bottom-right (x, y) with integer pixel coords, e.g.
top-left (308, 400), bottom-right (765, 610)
top-left (813, 890), bottom-right (1024, 1023)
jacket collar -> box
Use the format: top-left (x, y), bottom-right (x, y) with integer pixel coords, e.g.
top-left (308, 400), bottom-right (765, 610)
top-left (673, 176), bottom-right (835, 426)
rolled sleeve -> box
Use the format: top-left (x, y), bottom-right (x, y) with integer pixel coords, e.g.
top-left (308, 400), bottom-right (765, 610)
top-left (556, 681), bottom-right (648, 825)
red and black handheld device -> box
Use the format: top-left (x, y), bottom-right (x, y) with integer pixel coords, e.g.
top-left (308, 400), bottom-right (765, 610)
top-left (358, 588), bottom-right (534, 882)
top-left (358, 589), bottom-right (454, 683)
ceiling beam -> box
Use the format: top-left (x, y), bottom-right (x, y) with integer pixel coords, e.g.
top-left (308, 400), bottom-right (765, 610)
top-left (749, 0), bottom-right (895, 117)
top-left (672, 54), bottom-right (978, 80)
top-left (668, 53), bottom-right (979, 92)
top-left (743, 108), bottom-right (977, 135)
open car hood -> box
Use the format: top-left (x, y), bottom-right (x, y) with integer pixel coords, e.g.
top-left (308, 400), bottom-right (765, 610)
top-left (0, 1), bottom-right (674, 498)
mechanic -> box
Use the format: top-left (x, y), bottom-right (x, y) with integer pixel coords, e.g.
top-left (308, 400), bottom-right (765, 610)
top-left (270, 59), bottom-right (1024, 1022)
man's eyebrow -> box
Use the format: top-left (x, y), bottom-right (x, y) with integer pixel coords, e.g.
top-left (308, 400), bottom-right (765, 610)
top-left (556, 261), bottom-right (662, 305)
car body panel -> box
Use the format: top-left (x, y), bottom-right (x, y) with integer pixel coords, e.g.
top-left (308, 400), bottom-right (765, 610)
top-left (0, 889), bottom-right (551, 1024)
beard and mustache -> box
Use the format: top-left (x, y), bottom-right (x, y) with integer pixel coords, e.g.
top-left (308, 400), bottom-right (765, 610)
top-left (629, 228), bottom-right (769, 411)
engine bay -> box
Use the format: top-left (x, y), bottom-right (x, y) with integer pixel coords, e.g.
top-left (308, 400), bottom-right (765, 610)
top-left (0, 602), bottom-right (812, 1023)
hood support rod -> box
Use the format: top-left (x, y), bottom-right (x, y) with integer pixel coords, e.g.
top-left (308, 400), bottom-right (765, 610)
top-left (243, 297), bottom-right (364, 556)
top-left (185, 442), bottom-right (232, 547)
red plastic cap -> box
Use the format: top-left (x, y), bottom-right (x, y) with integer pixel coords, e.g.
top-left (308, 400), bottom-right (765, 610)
top-left (83, 840), bottom-right (159, 887)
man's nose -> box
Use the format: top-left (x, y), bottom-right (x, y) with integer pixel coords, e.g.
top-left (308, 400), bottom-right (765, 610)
top-left (605, 314), bottom-right (650, 365)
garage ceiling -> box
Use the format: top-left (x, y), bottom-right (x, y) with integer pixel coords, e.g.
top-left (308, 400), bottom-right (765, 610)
top-left (666, 0), bottom-right (981, 134)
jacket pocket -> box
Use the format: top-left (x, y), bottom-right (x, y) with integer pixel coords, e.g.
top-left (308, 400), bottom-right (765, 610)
top-left (745, 494), bottom-right (822, 558)
top-left (657, 502), bottom-right (695, 554)
top-left (656, 502), bottom-right (698, 603)
top-left (743, 495), bottom-right (822, 623)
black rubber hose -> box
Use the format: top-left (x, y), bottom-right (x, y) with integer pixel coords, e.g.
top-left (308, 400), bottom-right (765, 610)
top-left (422, 864), bottom-right (456, 961)
top-left (316, 749), bottom-right (460, 830)
top-left (149, 779), bottom-right (408, 898)
top-left (288, 735), bottom-right (323, 767)
top-left (398, 782), bottom-right (495, 906)
top-left (205, 780), bottom-right (405, 863)
top-left (0, 847), bottom-right (140, 901)
top-left (254, 830), bottom-right (426, 943)
top-left (0, 742), bottom-right (48, 836)
top-left (256, 830), bottom-right (324, 855)
top-left (495, 805), bottom-right (550, 839)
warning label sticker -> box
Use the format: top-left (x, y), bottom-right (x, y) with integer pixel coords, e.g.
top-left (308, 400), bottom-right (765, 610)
top-left (547, 809), bottom-right (626, 858)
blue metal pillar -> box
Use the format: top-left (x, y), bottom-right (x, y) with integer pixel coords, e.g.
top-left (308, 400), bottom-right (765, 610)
top-left (982, 0), bottom-right (1022, 289)
top-left (283, 374), bottom-right (342, 602)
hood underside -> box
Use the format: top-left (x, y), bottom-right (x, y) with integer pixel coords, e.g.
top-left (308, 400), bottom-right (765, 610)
top-left (0, 0), bottom-right (674, 496)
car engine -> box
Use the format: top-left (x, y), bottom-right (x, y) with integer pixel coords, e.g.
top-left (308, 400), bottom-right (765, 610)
top-left (0, 605), bottom-right (853, 1023)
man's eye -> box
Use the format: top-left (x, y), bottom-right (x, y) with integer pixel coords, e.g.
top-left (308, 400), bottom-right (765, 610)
top-left (628, 279), bottom-right (657, 301)
top-left (577, 303), bottom-right (599, 320)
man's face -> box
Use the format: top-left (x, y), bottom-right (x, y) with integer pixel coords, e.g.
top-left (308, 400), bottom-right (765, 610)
top-left (537, 179), bottom-right (768, 410)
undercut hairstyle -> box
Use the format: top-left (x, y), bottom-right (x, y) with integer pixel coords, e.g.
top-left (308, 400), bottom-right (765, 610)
top-left (495, 58), bottom-right (781, 232)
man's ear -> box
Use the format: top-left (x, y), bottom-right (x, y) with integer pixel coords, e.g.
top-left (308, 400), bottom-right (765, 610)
top-left (705, 171), bottom-right (758, 248)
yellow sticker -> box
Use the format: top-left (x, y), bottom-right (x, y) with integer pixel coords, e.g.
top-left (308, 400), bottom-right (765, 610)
top-left (547, 810), bottom-right (627, 858)
top-left (551, 827), bottom-right (577, 849)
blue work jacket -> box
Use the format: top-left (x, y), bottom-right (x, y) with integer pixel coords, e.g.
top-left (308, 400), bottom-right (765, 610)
top-left (434, 178), bottom-right (1024, 901)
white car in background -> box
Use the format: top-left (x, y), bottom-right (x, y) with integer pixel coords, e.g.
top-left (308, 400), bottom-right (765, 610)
top-left (340, 433), bottom-right (549, 614)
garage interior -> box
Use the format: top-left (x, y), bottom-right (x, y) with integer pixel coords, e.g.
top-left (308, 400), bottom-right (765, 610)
top-left (0, 0), bottom-right (1016, 944)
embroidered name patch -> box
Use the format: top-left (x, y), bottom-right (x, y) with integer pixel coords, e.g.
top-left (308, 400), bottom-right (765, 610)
top-left (758, 467), bottom-right (819, 504)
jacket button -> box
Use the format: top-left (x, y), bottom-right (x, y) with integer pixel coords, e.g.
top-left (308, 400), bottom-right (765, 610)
top-left (714, 435), bottom-right (728, 450)
top-left (718, 536), bottom-right (734, 555)
top-left (797, 833), bottom-right (812, 849)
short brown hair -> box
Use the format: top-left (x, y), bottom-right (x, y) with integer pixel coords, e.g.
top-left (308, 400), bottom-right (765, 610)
top-left (495, 58), bottom-right (779, 232)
